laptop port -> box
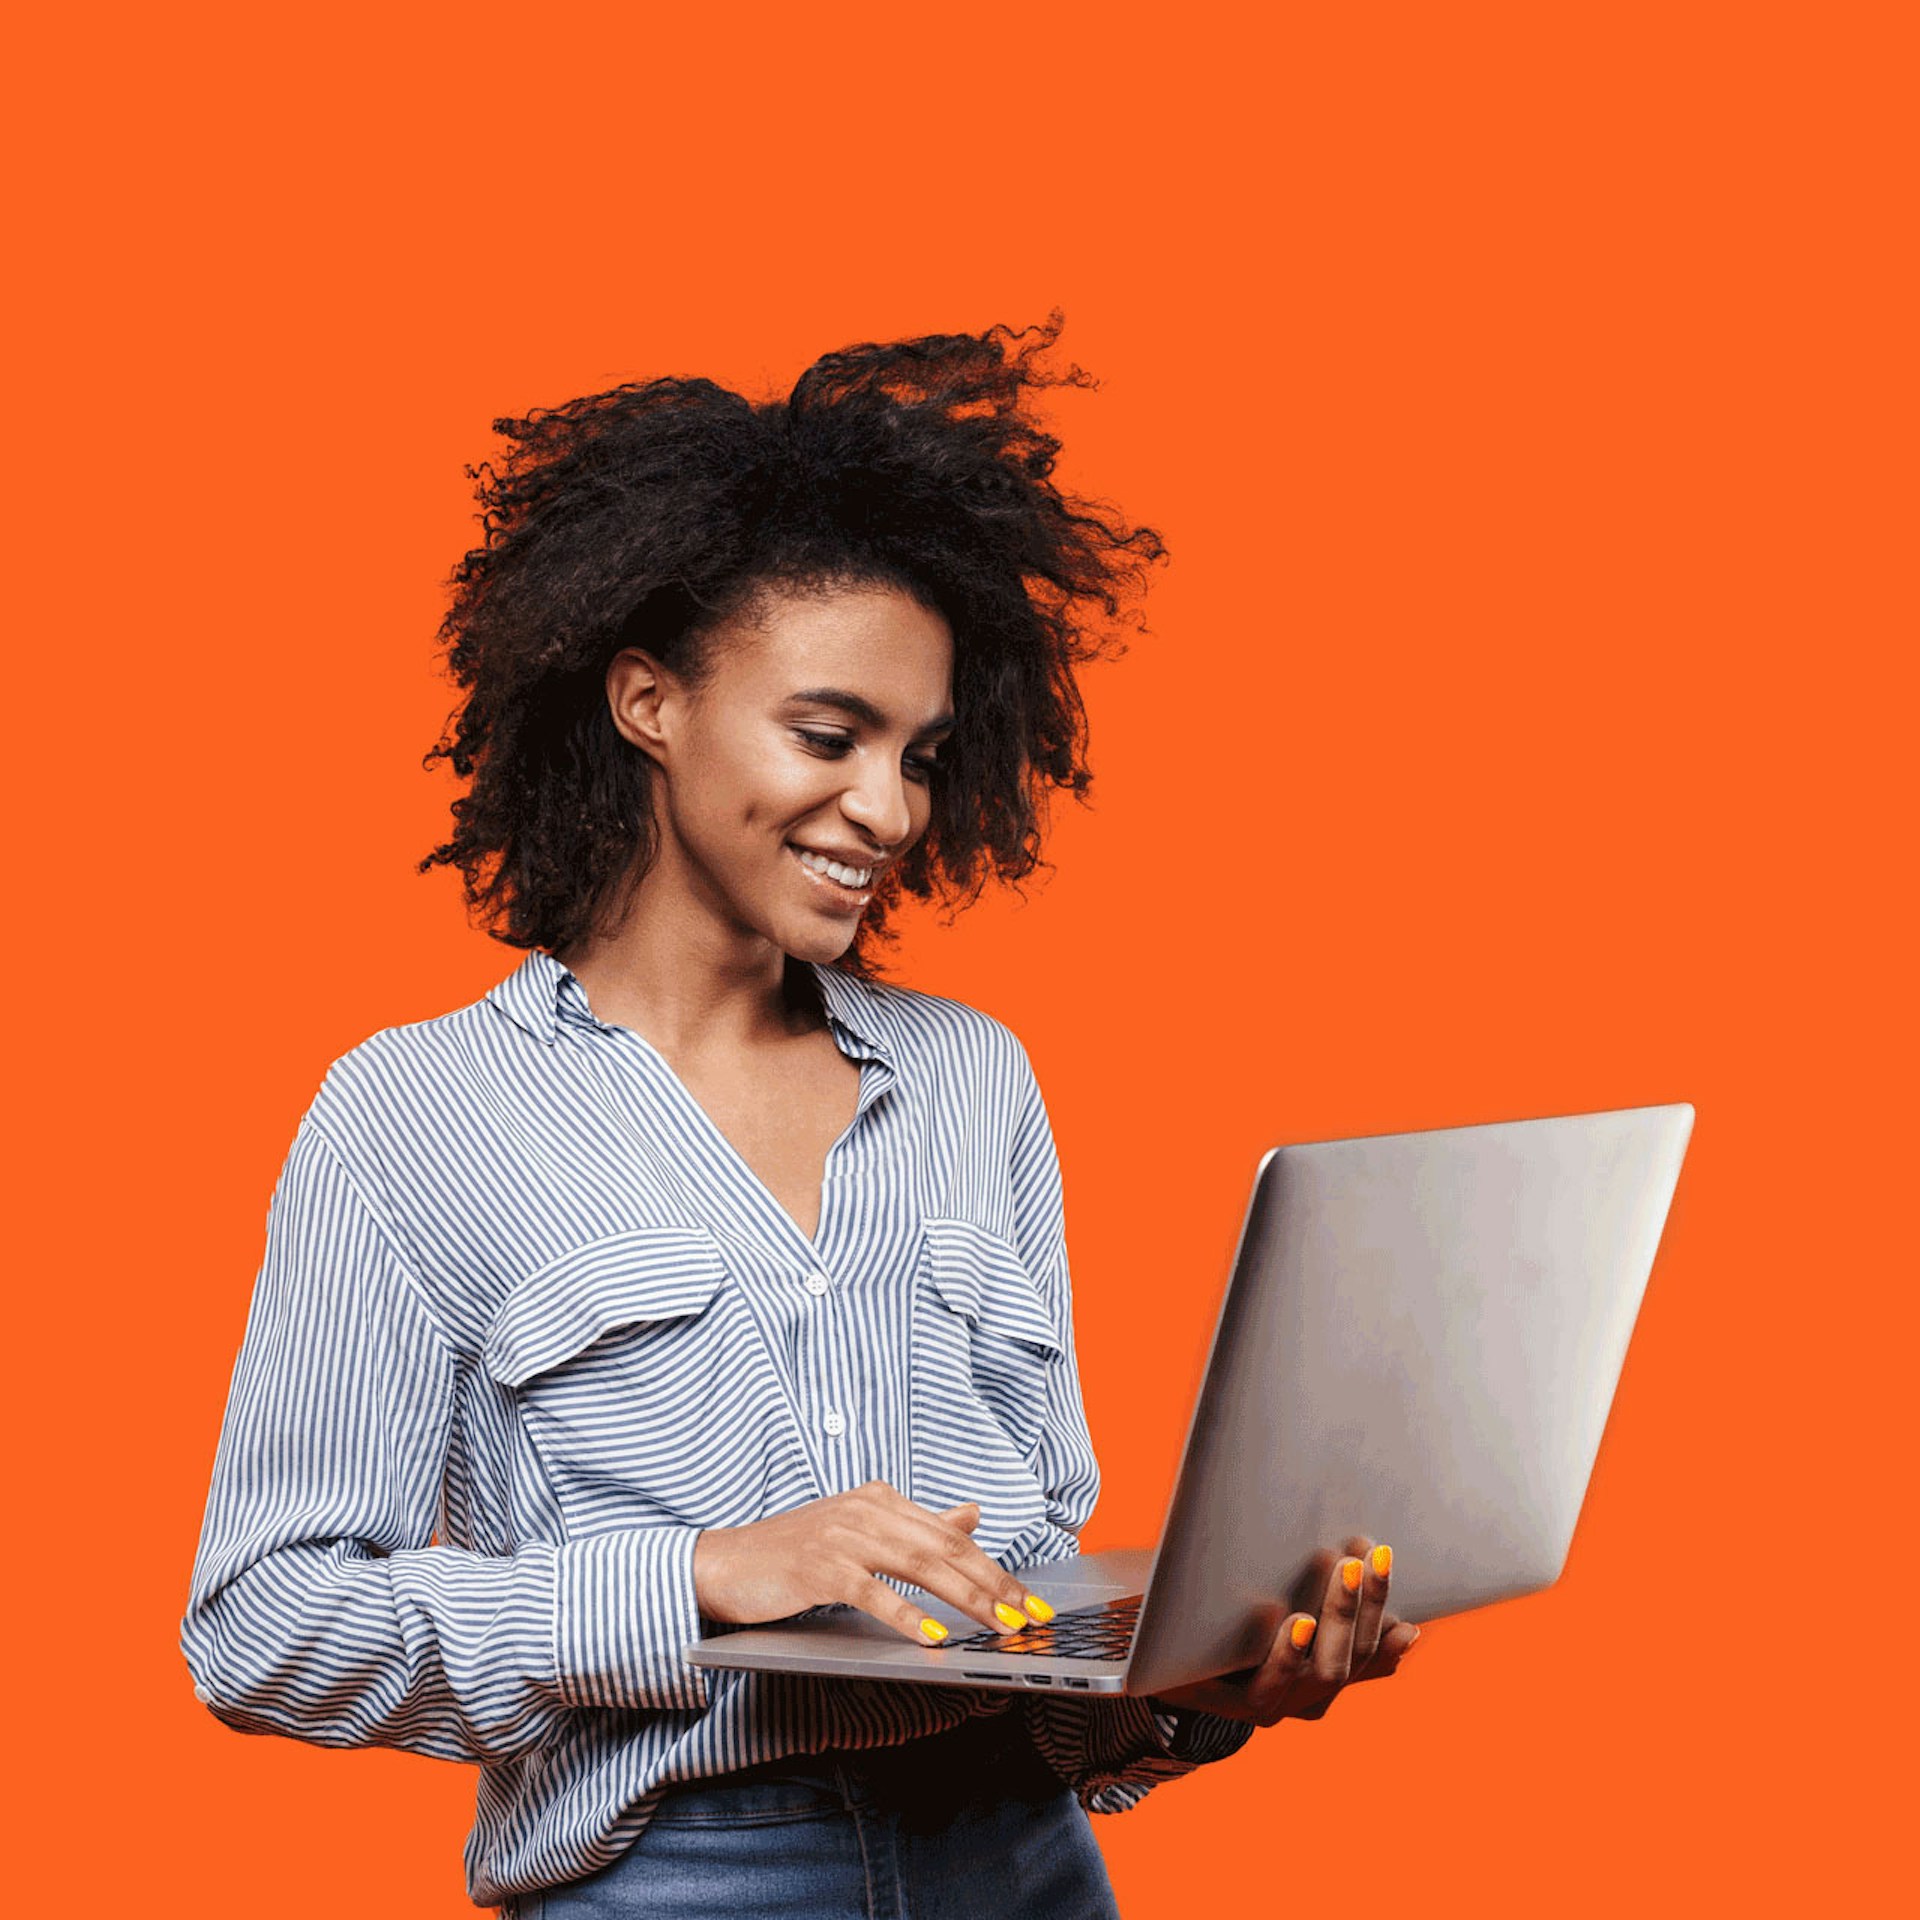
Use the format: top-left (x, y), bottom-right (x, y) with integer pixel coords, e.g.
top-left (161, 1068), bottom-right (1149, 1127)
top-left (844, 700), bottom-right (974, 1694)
top-left (1063, 1676), bottom-right (1091, 1689)
top-left (1024, 1673), bottom-right (1052, 1685)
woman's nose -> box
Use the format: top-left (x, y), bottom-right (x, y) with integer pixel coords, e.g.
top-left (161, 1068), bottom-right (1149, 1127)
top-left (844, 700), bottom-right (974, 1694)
top-left (840, 760), bottom-right (914, 847)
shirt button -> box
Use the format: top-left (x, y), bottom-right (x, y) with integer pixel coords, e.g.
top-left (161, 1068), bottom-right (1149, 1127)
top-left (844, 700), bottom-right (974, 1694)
top-left (823, 1408), bottom-right (846, 1437)
top-left (804, 1271), bottom-right (831, 1297)
top-left (193, 1684), bottom-right (211, 1704)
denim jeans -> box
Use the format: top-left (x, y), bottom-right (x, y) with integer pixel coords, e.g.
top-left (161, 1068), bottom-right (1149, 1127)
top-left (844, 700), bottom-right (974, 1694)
top-left (507, 1713), bottom-right (1123, 1919)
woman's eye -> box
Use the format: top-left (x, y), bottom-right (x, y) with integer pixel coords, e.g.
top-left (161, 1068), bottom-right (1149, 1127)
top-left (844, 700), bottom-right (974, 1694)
top-left (795, 730), bottom-right (942, 782)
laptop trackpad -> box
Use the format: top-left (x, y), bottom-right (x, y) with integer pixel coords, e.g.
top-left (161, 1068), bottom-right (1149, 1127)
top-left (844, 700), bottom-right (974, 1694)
top-left (1003, 1545), bottom-right (1152, 1604)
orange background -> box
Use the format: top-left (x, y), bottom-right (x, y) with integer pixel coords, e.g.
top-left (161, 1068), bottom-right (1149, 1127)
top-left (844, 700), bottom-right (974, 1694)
top-left (9, 4), bottom-right (1912, 1914)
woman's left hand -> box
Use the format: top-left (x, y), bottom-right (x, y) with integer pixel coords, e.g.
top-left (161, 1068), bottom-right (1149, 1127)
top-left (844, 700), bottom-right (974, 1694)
top-left (1148, 1534), bottom-right (1419, 1727)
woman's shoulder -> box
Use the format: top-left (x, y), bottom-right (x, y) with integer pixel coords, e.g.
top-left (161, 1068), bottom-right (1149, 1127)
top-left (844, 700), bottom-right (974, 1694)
top-left (292, 976), bottom-right (521, 1143)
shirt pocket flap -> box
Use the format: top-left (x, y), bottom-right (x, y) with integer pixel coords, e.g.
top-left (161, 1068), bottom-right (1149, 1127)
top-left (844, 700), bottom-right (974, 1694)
top-left (484, 1227), bottom-right (729, 1388)
top-left (920, 1217), bottom-right (1064, 1358)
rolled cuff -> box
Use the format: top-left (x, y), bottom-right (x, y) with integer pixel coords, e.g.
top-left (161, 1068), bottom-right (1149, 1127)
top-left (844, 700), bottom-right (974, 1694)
top-left (1150, 1703), bottom-right (1258, 1764)
top-left (1023, 1690), bottom-right (1253, 1815)
top-left (553, 1526), bottom-right (712, 1713)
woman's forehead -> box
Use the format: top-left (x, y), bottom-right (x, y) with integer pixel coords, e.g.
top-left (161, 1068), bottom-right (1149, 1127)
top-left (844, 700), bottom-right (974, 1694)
top-left (716, 584), bottom-right (954, 715)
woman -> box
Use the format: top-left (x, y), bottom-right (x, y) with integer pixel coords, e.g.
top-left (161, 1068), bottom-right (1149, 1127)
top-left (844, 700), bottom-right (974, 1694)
top-left (181, 313), bottom-right (1417, 1918)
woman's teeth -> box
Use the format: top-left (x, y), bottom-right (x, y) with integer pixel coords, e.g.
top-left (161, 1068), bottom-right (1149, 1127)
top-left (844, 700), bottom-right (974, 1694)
top-left (790, 846), bottom-right (873, 888)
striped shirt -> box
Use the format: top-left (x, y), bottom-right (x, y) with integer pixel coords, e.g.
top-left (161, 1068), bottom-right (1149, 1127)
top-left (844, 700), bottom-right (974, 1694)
top-left (181, 946), bottom-right (1252, 1909)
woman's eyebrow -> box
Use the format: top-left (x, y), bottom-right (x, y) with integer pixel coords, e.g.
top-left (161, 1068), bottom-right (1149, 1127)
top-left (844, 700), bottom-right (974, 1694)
top-left (782, 687), bottom-right (956, 737)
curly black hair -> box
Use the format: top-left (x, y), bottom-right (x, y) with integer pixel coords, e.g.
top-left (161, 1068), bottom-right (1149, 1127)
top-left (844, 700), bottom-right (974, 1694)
top-left (415, 309), bottom-right (1169, 980)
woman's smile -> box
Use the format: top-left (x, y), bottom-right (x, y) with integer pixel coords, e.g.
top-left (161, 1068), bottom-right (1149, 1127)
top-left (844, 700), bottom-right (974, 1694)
top-left (785, 840), bottom-right (875, 909)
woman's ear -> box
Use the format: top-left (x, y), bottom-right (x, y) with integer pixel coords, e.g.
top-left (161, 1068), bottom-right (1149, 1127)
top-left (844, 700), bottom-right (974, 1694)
top-left (605, 647), bottom-right (677, 765)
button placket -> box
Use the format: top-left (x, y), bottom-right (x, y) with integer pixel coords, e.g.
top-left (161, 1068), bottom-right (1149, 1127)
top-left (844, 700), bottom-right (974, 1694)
top-left (805, 1269), bottom-right (866, 1481)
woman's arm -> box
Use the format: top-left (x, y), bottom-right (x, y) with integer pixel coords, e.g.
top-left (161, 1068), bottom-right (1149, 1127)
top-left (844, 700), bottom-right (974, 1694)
top-left (179, 1115), bottom-right (712, 1766)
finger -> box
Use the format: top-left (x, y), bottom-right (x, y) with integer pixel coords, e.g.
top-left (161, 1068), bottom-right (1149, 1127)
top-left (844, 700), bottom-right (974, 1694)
top-left (1152, 1604), bottom-right (1326, 1725)
top-left (865, 1484), bottom-right (1056, 1632)
top-left (1241, 1611), bottom-right (1325, 1726)
top-left (937, 1501), bottom-right (981, 1531)
top-left (1308, 1548), bottom-right (1369, 1689)
top-left (1349, 1619), bottom-right (1421, 1682)
top-left (834, 1566), bottom-right (971, 1647)
top-left (1341, 1533), bottom-right (1391, 1672)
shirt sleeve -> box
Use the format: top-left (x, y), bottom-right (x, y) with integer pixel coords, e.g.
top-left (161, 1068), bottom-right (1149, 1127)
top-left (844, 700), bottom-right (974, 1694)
top-left (179, 1113), bottom-right (711, 1767)
top-left (1001, 1038), bottom-right (1257, 1805)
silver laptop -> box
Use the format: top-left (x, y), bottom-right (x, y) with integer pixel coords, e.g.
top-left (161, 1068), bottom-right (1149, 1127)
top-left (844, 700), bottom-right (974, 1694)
top-left (685, 1102), bottom-right (1694, 1696)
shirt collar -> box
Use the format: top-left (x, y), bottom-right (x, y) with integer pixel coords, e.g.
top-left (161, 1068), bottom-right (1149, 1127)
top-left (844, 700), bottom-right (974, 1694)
top-left (484, 947), bottom-right (892, 1061)
top-left (807, 956), bottom-right (893, 1063)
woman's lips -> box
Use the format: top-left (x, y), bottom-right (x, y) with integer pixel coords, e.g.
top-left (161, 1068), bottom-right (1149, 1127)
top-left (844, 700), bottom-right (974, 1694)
top-left (786, 842), bottom-right (873, 910)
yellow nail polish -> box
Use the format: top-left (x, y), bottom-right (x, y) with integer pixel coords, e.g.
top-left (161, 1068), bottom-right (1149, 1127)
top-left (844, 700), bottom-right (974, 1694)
top-left (994, 1602), bottom-right (1026, 1630)
top-left (1341, 1557), bottom-right (1364, 1593)
top-left (1291, 1616), bottom-right (1317, 1650)
top-left (1023, 1594), bottom-right (1055, 1623)
top-left (1371, 1543), bottom-right (1392, 1578)
top-left (919, 1618), bottom-right (948, 1643)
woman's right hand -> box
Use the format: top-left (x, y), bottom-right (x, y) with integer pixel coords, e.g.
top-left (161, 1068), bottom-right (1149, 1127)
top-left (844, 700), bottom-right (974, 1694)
top-left (692, 1480), bottom-right (1057, 1645)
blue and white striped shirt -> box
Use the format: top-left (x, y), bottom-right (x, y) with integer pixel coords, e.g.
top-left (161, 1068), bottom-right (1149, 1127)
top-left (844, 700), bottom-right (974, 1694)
top-left (181, 946), bottom-right (1250, 1909)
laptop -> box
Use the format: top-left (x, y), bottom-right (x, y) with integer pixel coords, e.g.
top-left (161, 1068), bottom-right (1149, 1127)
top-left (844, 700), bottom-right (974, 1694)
top-left (685, 1102), bottom-right (1695, 1697)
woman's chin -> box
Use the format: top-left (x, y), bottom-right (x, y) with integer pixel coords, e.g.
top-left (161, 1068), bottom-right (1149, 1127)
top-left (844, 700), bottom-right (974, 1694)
top-left (770, 911), bottom-right (859, 965)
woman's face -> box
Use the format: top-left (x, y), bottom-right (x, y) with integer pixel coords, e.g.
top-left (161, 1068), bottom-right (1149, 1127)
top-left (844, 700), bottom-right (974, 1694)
top-left (616, 579), bottom-right (956, 964)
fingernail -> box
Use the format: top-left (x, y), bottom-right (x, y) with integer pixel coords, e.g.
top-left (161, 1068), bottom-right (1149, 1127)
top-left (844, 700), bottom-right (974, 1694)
top-left (1340, 1557), bottom-right (1364, 1593)
top-left (1400, 1628), bottom-right (1420, 1655)
top-left (1371, 1543), bottom-right (1392, 1578)
top-left (1291, 1615), bottom-right (1318, 1650)
top-left (1023, 1594), bottom-right (1055, 1623)
top-left (994, 1602), bottom-right (1026, 1630)
top-left (920, 1618), bottom-right (949, 1643)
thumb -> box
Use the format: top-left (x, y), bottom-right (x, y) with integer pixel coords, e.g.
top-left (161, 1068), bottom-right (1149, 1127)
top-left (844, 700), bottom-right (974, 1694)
top-left (938, 1501), bottom-right (982, 1531)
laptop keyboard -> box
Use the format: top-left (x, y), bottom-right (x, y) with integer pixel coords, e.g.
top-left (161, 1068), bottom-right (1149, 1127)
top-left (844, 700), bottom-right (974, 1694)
top-left (938, 1593), bottom-right (1142, 1660)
